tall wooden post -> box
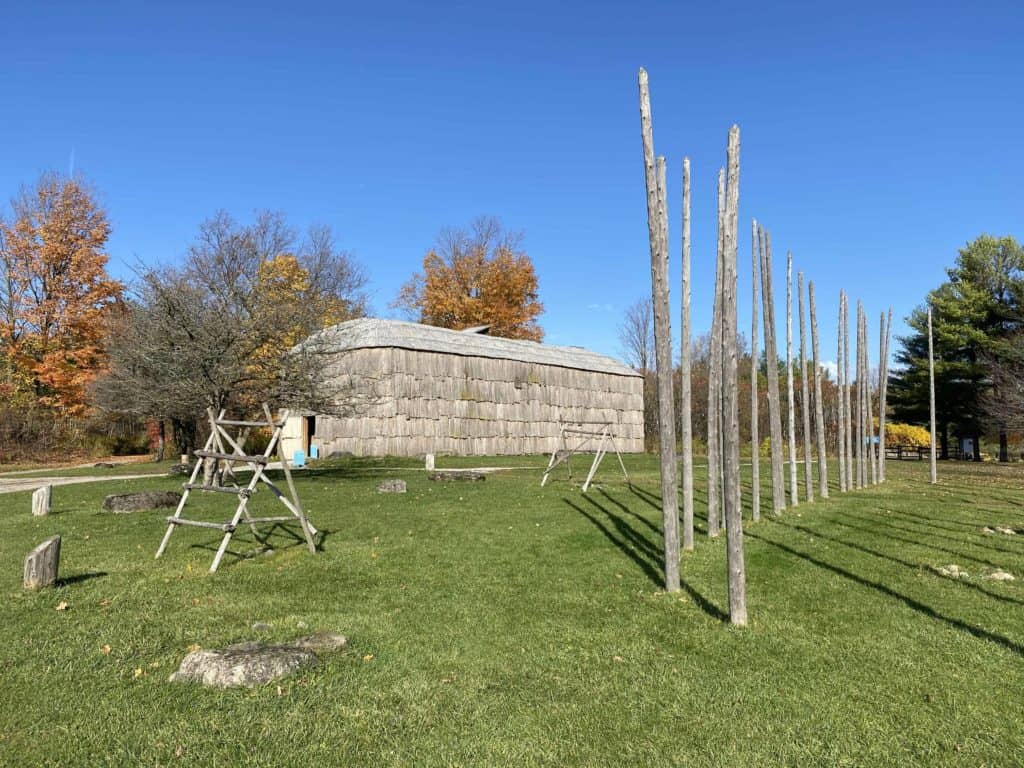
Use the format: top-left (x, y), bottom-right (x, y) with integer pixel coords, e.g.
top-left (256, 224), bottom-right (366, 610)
top-left (843, 293), bottom-right (853, 488)
top-left (836, 291), bottom-right (847, 492)
top-left (854, 302), bottom-right (863, 488)
top-left (878, 308), bottom-right (892, 482)
top-left (707, 168), bottom-right (725, 537)
top-left (785, 252), bottom-right (798, 505)
top-left (721, 126), bottom-right (746, 626)
top-left (637, 69), bottom-right (679, 592)
top-left (679, 158), bottom-right (694, 551)
top-left (809, 282), bottom-right (829, 498)
top-left (759, 228), bottom-right (785, 514)
top-left (928, 306), bottom-right (937, 484)
top-left (750, 220), bottom-right (761, 521)
top-left (798, 273), bottom-right (814, 502)
top-left (866, 312), bottom-right (877, 486)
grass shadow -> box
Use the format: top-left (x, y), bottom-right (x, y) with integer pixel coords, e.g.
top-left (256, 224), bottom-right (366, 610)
top-left (748, 529), bottom-right (1024, 656)
top-left (56, 571), bottom-right (107, 587)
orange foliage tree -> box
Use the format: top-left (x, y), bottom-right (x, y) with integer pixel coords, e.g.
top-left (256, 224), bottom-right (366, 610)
top-left (394, 216), bottom-right (543, 341)
top-left (0, 174), bottom-right (123, 414)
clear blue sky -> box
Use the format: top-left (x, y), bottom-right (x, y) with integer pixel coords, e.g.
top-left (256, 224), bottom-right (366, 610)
top-left (2, 1), bottom-right (1022, 369)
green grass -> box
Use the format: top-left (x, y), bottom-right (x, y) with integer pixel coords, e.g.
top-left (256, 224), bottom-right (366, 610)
top-left (1, 455), bottom-right (1023, 766)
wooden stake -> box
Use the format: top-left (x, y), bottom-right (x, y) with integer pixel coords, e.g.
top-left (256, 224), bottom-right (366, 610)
top-left (750, 220), bottom-right (761, 522)
top-left (707, 167), bottom-right (725, 537)
top-left (722, 126), bottom-right (746, 626)
top-left (879, 307), bottom-right (893, 482)
top-left (809, 281), bottom-right (829, 498)
top-left (798, 273), bottom-right (814, 502)
top-left (854, 302), bottom-right (863, 488)
top-left (759, 228), bottom-right (786, 514)
top-left (637, 68), bottom-right (680, 592)
top-left (843, 293), bottom-right (853, 488)
top-left (928, 306), bottom-right (937, 484)
top-left (867, 311), bottom-right (877, 486)
top-left (785, 252), bottom-right (798, 505)
top-left (680, 157), bottom-right (694, 551)
top-left (836, 291), bottom-right (847, 492)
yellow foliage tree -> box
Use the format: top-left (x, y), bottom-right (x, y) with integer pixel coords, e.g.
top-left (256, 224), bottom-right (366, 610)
top-left (394, 216), bottom-right (543, 341)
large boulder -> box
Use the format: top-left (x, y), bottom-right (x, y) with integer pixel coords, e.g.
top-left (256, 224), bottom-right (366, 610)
top-left (169, 632), bottom-right (349, 688)
top-left (102, 491), bottom-right (182, 513)
top-left (376, 479), bottom-right (407, 494)
top-left (428, 470), bottom-right (486, 482)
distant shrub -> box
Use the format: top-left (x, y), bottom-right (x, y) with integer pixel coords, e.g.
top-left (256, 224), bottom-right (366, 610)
top-left (885, 422), bottom-right (930, 447)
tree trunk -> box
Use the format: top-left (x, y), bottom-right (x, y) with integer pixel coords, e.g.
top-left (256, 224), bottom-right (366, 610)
top-left (721, 126), bottom-right (747, 626)
top-left (750, 220), bottom-right (761, 522)
top-left (940, 422), bottom-right (949, 461)
top-left (837, 291), bottom-right (846, 492)
top-left (637, 69), bottom-right (680, 592)
top-left (809, 282), bottom-right (829, 498)
top-left (785, 252), bottom-right (799, 505)
top-left (707, 168), bottom-right (725, 537)
top-left (999, 430), bottom-right (1008, 462)
top-left (798, 273), bottom-right (814, 502)
top-left (155, 420), bottom-right (166, 462)
top-left (759, 227), bottom-right (785, 513)
top-left (679, 158), bottom-right (694, 551)
top-left (927, 304), bottom-right (937, 483)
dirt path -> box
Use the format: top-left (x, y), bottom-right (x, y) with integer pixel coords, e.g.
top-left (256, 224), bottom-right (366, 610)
top-left (0, 473), bottom-right (164, 495)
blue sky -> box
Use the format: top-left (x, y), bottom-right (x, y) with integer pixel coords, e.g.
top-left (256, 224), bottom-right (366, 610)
top-left (2, 1), bottom-right (1022, 370)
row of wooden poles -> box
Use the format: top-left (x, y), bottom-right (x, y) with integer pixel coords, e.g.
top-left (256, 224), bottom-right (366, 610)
top-left (639, 69), bottom-right (902, 626)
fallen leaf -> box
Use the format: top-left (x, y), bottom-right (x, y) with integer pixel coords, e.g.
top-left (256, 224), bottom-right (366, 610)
top-left (98, 598), bottom-right (111, 607)
top-left (55, 601), bottom-right (69, 612)
top-left (174, 745), bottom-right (184, 758)
top-left (363, 654), bottom-right (374, 662)
top-left (149, 661), bottom-right (161, 668)
top-left (613, 655), bottom-right (625, 663)
top-left (186, 643), bottom-right (201, 653)
top-left (100, 644), bottom-right (112, 655)
top-left (133, 668), bottom-right (145, 679)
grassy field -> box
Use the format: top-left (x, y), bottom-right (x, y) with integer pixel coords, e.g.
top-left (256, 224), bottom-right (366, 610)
top-left (1, 454), bottom-right (1023, 766)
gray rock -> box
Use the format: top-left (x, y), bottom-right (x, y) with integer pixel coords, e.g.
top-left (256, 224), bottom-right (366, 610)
top-left (93, 462), bottom-right (117, 469)
top-left (169, 645), bottom-right (317, 688)
top-left (167, 464), bottom-right (190, 476)
top-left (102, 491), bottom-right (182, 513)
top-left (169, 631), bottom-right (349, 688)
top-left (376, 479), bottom-right (407, 494)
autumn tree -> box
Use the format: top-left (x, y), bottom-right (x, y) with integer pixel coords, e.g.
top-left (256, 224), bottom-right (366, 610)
top-left (619, 296), bottom-right (657, 447)
top-left (0, 173), bottom-right (123, 414)
top-left (394, 216), bottom-right (543, 340)
top-left (94, 210), bottom-right (367, 452)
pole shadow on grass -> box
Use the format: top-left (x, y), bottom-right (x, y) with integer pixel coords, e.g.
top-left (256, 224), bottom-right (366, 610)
top-left (187, 524), bottom-right (329, 567)
top-left (747, 530), bottom-right (1024, 656)
top-left (843, 509), bottom-right (1022, 560)
top-left (565, 496), bottom-right (727, 622)
top-left (780, 520), bottom-right (1024, 608)
top-left (56, 572), bottom-right (107, 587)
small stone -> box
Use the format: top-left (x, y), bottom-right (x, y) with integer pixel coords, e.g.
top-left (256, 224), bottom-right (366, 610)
top-left (296, 620), bottom-right (308, 629)
top-left (291, 631), bottom-right (349, 653)
top-left (93, 462), bottom-right (117, 469)
top-left (376, 479), bottom-right (407, 494)
top-left (24, 535), bottom-right (61, 589)
top-left (996, 526), bottom-right (1017, 536)
top-left (251, 622), bottom-right (273, 632)
top-left (986, 570), bottom-right (1015, 582)
top-left (102, 491), bottom-right (182, 513)
top-left (167, 464), bottom-right (190, 476)
top-left (982, 527), bottom-right (995, 534)
top-left (936, 564), bottom-right (969, 579)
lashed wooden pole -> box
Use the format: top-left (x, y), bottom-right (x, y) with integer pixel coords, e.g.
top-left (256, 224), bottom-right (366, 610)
top-left (750, 220), bottom-right (761, 522)
top-left (878, 307), bottom-right (893, 482)
top-left (928, 306), bottom-right (937, 484)
top-left (721, 125), bottom-right (746, 626)
top-left (707, 168), bottom-right (725, 537)
top-left (798, 272), bottom-right (814, 502)
top-left (809, 281), bottom-right (829, 498)
top-left (637, 69), bottom-right (679, 591)
top-left (836, 291), bottom-right (847, 492)
top-left (785, 252), bottom-right (798, 505)
top-left (759, 228), bottom-right (786, 513)
top-left (679, 158), bottom-right (694, 550)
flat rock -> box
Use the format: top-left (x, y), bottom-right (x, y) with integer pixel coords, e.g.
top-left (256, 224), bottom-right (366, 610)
top-left (376, 479), bottom-right (407, 493)
top-left (936, 564), bottom-right (969, 579)
top-left (93, 462), bottom-right (117, 468)
top-left (102, 491), bottom-right (182, 513)
top-left (986, 570), bottom-right (1015, 582)
top-left (167, 464), bottom-right (190, 476)
top-left (995, 526), bottom-right (1018, 536)
top-left (428, 470), bottom-right (486, 482)
top-left (170, 631), bottom-right (349, 688)
top-left (170, 645), bottom-right (316, 688)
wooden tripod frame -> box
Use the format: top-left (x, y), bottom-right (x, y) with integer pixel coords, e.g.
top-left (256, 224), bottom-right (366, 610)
top-left (155, 404), bottom-right (318, 573)
top-left (540, 421), bottom-right (630, 492)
